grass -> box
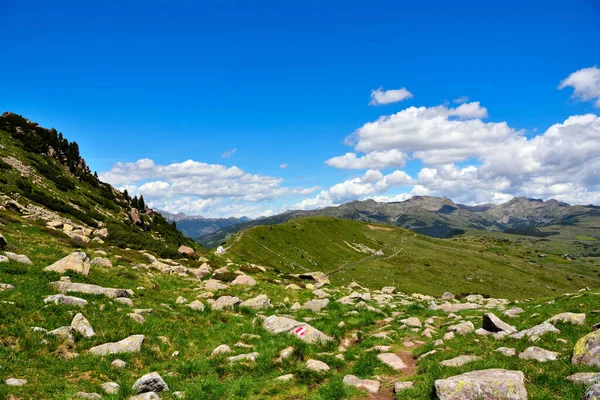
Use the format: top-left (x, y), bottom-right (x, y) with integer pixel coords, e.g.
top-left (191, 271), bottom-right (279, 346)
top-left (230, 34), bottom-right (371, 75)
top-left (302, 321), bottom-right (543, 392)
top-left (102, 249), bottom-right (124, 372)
top-left (223, 216), bottom-right (599, 299)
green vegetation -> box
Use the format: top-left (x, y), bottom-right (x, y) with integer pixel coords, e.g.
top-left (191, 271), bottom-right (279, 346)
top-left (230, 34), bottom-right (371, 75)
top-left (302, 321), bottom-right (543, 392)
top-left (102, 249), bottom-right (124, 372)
top-left (225, 216), bottom-right (598, 299)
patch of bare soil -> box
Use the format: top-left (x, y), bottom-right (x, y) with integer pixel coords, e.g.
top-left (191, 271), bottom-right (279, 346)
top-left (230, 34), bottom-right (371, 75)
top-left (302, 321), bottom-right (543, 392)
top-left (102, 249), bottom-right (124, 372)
top-left (366, 224), bottom-right (395, 231)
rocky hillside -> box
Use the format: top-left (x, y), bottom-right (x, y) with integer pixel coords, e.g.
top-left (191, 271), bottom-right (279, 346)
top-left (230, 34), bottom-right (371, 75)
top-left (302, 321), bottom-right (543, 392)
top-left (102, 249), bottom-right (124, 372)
top-left (0, 112), bottom-right (199, 259)
top-left (1, 209), bottom-right (599, 399)
top-left (199, 196), bottom-right (600, 248)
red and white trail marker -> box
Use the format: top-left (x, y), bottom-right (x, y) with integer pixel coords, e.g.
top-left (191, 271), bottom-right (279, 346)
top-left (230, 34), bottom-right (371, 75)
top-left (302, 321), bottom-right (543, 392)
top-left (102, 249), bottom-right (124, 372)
top-left (294, 326), bottom-right (307, 337)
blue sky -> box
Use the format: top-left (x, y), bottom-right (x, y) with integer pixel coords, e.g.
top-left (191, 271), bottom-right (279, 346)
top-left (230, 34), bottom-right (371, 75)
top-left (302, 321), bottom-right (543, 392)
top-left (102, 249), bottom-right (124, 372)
top-left (1, 0), bottom-right (600, 217)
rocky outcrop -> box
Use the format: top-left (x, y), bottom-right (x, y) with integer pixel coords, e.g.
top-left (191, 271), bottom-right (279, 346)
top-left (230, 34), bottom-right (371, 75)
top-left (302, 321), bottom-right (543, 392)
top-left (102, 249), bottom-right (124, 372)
top-left (435, 369), bottom-right (527, 400)
top-left (263, 315), bottom-right (333, 344)
top-left (50, 280), bottom-right (133, 299)
top-left (44, 252), bottom-right (90, 276)
top-left (573, 330), bottom-right (600, 367)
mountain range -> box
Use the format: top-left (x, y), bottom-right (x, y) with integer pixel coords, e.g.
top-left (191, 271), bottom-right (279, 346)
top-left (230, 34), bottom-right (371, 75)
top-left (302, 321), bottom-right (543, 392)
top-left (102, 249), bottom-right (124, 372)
top-left (198, 195), bottom-right (600, 248)
top-left (156, 209), bottom-right (250, 239)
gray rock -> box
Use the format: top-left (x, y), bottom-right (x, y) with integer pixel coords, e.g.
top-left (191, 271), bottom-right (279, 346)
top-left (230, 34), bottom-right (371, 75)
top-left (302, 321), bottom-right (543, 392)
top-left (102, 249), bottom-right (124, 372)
top-left (377, 352), bottom-right (407, 370)
top-left (51, 281), bottom-right (133, 299)
top-left (302, 299), bottom-right (330, 312)
top-left (545, 312), bottom-right (586, 326)
top-left (482, 313), bottom-right (517, 334)
top-left (211, 344), bottom-right (231, 356)
top-left (5, 378), bottom-right (27, 386)
top-left (228, 352), bottom-right (259, 363)
top-left (204, 279), bottom-right (228, 291)
top-left (101, 382), bottom-right (120, 394)
top-left (241, 294), bottom-right (271, 309)
top-left (44, 294), bottom-right (87, 306)
top-left (175, 296), bottom-right (187, 304)
top-left (306, 359), bottom-right (329, 371)
top-left (130, 393), bottom-right (160, 400)
top-left (394, 382), bottom-right (414, 393)
top-left (447, 321), bottom-right (475, 335)
top-left (132, 372), bottom-right (169, 394)
top-left (441, 292), bottom-right (455, 300)
top-left (518, 346), bottom-right (559, 362)
top-left (48, 326), bottom-right (75, 341)
top-left (567, 372), bottom-right (600, 386)
top-left (439, 302), bottom-right (479, 312)
top-left (89, 334), bottom-right (144, 356)
top-left (71, 313), bottom-right (95, 337)
top-left (510, 322), bottom-right (560, 340)
top-left (90, 257), bottom-right (112, 268)
top-left (187, 300), bottom-right (205, 311)
top-left (262, 315), bottom-right (333, 344)
top-left (211, 296), bottom-right (241, 310)
top-left (275, 374), bottom-right (294, 381)
top-left (496, 347), bottom-right (517, 357)
top-left (5, 251), bottom-right (32, 265)
top-left (111, 359), bottom-right (127, 368)
top-left (128, 313), bottom-right (145, 324)
top-left (178, 245), bottom-right (195, 256)
top-left (44, 252), bottom-right (90, 276)
top-left (400, 317), bottom-right (422, 328)
top-left (115, 297), bottom-right (134, 307)
top-left (585, 384), bottom-right (600, 400)
top-left (435, 369), bottom-right (527, 400)
top-left (74, 392), bottom-right (101, 399)
top-left (440, 355), bottom-right (481, 367)
top-left (342, 375), bottom-right (380, 393)
top-left (231, 274), bottom-right (256, 286)
top-left (573, 330), bottom-right (600, 367)
top-left (0, 283), bottom-right (14, 291)
top-left (0, 255), bottom-right (8, 263)
top-left (503, 307), bottom-right (524, 317)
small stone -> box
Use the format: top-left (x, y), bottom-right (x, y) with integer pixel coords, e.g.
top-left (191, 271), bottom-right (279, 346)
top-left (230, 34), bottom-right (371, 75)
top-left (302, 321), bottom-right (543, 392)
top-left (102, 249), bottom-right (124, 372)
top-left (518, 346), bottom-right (559, 362)
top-left (128, 313), bottom-right (145, 323)
top-left (130, 393), bottom-right (160, 400)
top-left (212, 344), bottom-right (232, 356)
top-left (306, 359), bottom-right (329, 371)
top-left (394, 381), bottom-right (414, 393)
top-left (6, 378), bottom-right (27, 386)
top-left (71, 313), bottom-right (95, 337)
top-left (132, 372), bottom-right (169, 394)
top-left (176, 296), bottom-right (188, 304)
top-left (112, 359), bottom-right (127, 368)
top-left (187, 300), bottom-right (205, 311)
top-left (101, 382), bottom-right (120, 394)
top-left (74, 392), bottom-right (101, 399)
top-left (496, 347), bottom-right (516, 356)
top-left (440, 355), bottom-right (480, 367)
top-left (377, 353), bottom-right (407, 370)
top-left (275, 374), bottom-right (294, 381)
top-left (228, 352), bottom-right (259, 363)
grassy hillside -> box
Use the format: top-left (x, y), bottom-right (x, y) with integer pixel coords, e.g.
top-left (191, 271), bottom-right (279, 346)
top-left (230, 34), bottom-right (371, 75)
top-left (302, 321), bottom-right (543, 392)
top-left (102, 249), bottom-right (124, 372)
top-left (224, 217), bottom-right (599, 299)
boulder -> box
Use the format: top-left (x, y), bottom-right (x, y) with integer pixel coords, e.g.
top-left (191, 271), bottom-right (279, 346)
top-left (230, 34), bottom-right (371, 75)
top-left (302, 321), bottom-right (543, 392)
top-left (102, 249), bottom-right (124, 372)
top-left (228, 352), bottom-right (259, 363)
top-left (441, 292), bottom-right (455, 300)
top-left (343, 375), bottom-right (380, 394)
top-left (211, 344), bottom-right (231, 356)
top-left (585, 384), bottom-right (600, 400)
top-left (496, 347), bottom-right (517, 357)
top-left (5, 251), bottom-right (32, 265)
top-left (447, 321), bottom-right (475, 335)
top-left (400, 317), bottom-right (422, 328)
top-left (503, 307), bottom-right (525, 317)
top-left (0, 283), bottom-right (14, 291)
top-left (440, 355), bottom-right (481, 367)
top-left (93, 228), bottom-right (109, 237)
top-left (132, 372), bottom-right (169, 394)
top-left (111, 359), bottom-right (127, 368)
top-left (177, 245), bottom-right (195, 256)
top-left (187, 300), bottom-right (205, 311)
top-left (44, 294), bottom-right (88, 306)
top-left (101, 382), bottom-right (120, 395)
top-left (377, 353), bottom-right (407, 370)
top-left (306, 359), bottom-right (329, 372)
top-left (439, 302), bottom-right (479, 312)
top-left (128, 313), bottom-right (145, 324)
top-left (573, 330), bottom-right (600, 367)
top-left (518, 346), bottom-right (559, 362)
top-left (44, 252), bottom-right (90, 276)
top-left (297, 271), bottom-right (330, 285)
top-left (89, 334), bottom-right (144, 356)
top-left (90, 257), bottom-right (112, 268)
top-left (435, 369), bottom-right (527, 400)
top-left (189, 263), bottom-right (212, 279)
top-left (545, 312), bottom-right (586, 326)
top-left (204, 279), bottom-right (229, 291)
top-left (211, 296), bottom-right (241, 311)
top-left (510, 322), bottom-right (560, 340)
top-left (71, 313), bottom-right (95, 337)
top-left (482, 313), bottom-right (517, 334)
top-left (241, 294), bottom-right (271, 309)
top-left (5, 378), bottom-right (27, 386)
top-left (263, 315), bottom-right (333, 344)
top-left (231, 274), bottom-right (257, 286)
top-left (50, 281), bottom-right (133, 299)
top-left (302, 298), bottom-right (329, 312)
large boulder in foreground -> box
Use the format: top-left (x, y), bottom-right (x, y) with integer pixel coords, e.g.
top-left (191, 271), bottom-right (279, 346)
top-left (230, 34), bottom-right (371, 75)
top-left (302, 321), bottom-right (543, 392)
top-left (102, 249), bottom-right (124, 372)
top-left (263, 315), bottom-right (332, 344)
top-left (435, 369), bottom-right (527, 400)
top-left (573, 330), bottom-right (600, 367)
top-left (89, 335), bottom-right (144, 356)
top-left (44, 252), bottom-right (90, 276)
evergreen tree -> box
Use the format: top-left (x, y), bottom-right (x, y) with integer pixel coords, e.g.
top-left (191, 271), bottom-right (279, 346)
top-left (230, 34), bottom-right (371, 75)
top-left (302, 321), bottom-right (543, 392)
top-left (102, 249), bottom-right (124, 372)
top-left (139, 195), bottom-right (146, 210)
top-left (132, 195), bottom-right (139, 209)
top-left (123, 189), bottom-right (130, 201)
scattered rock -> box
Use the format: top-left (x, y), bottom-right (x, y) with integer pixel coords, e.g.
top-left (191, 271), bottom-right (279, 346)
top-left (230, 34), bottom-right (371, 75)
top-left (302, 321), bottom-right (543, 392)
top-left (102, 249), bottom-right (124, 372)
top-left (111, 359), bottom-right (127, 368)
top-left (44, 252), bottom-right (90, 276)
top-left (275, 374), bottom-right (294, 381)
top-left (90, 257), bottom-right (112, 268)
top-left (101, 382), bottom-right (120, 395)
top-left (377, 353), bottom-right (407, 370)
top-left (585, 384), bottom-right (600, 400)
top-left (5, 251), bottom-right (32, 265)
top-left (573, 330), bottom-right (600, 367)
top-left (302, 299), bottom-right (329, 312)
top-left (0, 283), bottom-right (14, 291)
top-left (306, 359), bottom-right (329, 371)
top-left (496, 347), bottom-right (517, 357)
top-left (394, 381), bottom-right (414, 393)
top-left (231, 274), bottom-right (257, 286)
top-left (212, 344), bottom-right (231, 356)
top-left (74, 392), bottom-right (101, 399)
top-left (51, 281), bottom-right (133, 299)
top-left (71, 313), bottom-right (95, 337)
top-left (128, 313), bottom-right (145, 324)
top-left (44, 294), bottom-right (87, 306)
top-left (510, 322), bottom-right (560, 340)
top-left (228, 352), bottom-right (259, 363)
top-left (447, 321), bottom-right (475, 335)
top-left (518, 346), bottom-right (559, 362)
top-left (546, 312), bottom-right (586, 326)
top-left (5, 378), bottom-right (27, 386)
top-left (178, 245), bottom-right (195, 256)
top-left (440, 355), bottom-right (481, 367)
top-left (187, 300), bottom-right (205, 311)
top-left (263, 315), bottom-right (333, 344)
top-left (132, 372), bottom-right (169, 394)
top-left (241, 294), bottom-right (271, 309)
top-left (130, 393), bottom-right (160, 400)
top-left (567, 372), bottom-right (600, 386)
top-left (211, 296), bottom-right (241, 311)
top-left (435, 369), bottom-right (527, 400)
top-left (89, 334), bottom-right (144, 356)
top-left (400, 317), bottom-right (422, 328)
top-left (343, 375), bottom-right (380, 394)
top-left (482, 313), bottom-right (517, 334)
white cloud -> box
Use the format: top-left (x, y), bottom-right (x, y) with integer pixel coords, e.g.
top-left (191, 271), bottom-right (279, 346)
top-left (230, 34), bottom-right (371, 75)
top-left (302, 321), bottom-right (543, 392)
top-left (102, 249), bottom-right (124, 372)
top-left (453, 96), bottom-right (469, 104)
top-left (369, 87), bottom-right (413, 106)
top-left (558, 66), bottom-right (600, 107)
top-left (279, 163), bottom-right (288, 169)
top-left (325, 149), bottom-right (408, 169)
top-left (100, 158), bottom-right (288, 217)
top-left (292, 186), bottom-right (321, 196)
top-left (221, 148), bottom-right (237, 158)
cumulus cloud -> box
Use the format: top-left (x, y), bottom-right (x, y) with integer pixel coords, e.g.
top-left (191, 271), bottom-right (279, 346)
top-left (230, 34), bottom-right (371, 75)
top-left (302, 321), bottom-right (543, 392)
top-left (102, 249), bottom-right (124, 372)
top-left (559, 66), bottom-right (600, 107)
top-left (453, 96), bottom-right (469, 104)
top-left (369, 87), bottom-right (413, 105)
top-left (325, 149), bottom-right (408, 169)
top-left (99, 158), bottom-right (289, 217)
top-left (221, 148), bottom-right (237, 158)
top-left (292, 186), bottom-right (321, 196)
top-left (279, 163), bottom-right (288, 169)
